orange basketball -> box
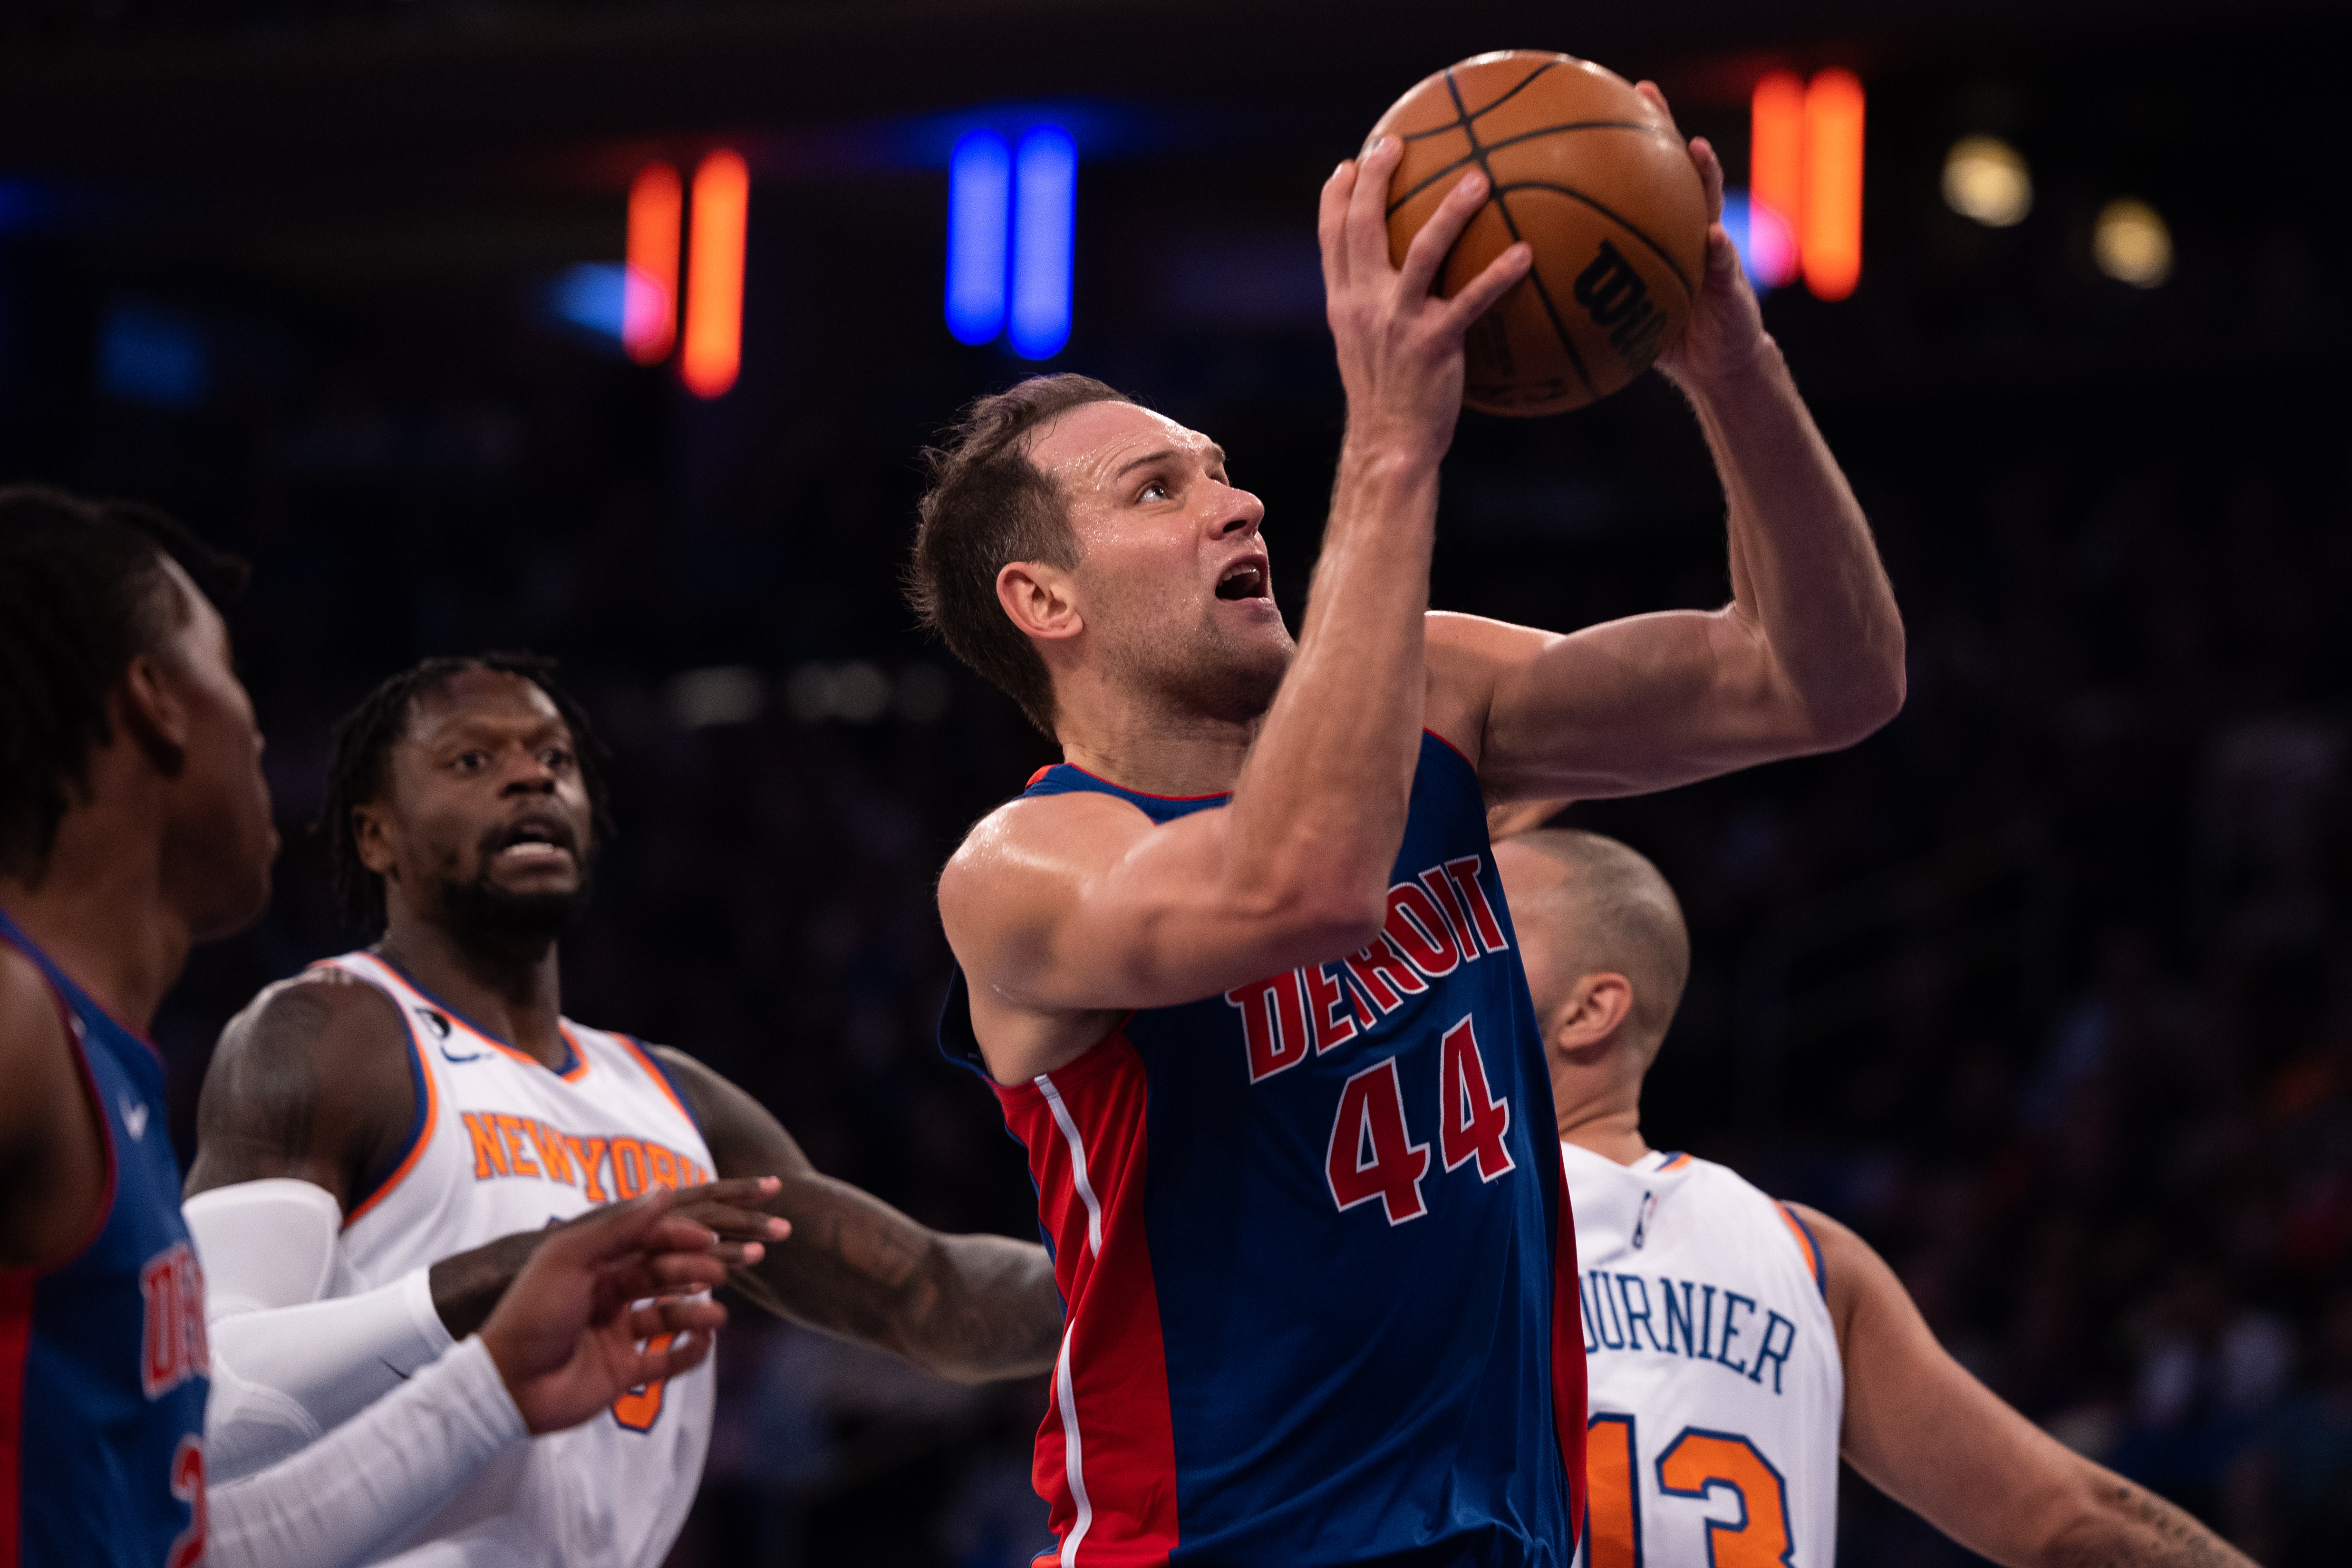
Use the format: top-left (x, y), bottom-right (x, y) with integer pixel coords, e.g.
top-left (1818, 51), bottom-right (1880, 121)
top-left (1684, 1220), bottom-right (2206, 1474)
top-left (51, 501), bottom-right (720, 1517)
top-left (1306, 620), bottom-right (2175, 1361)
top-left (1371, 50), bottom-right (1709, 416)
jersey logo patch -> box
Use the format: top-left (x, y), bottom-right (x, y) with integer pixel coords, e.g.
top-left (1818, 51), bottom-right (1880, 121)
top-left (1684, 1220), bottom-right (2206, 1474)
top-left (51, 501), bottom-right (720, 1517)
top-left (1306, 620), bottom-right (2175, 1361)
top-left (121, 1094), bottom-right (150, 1141)
top-left (1631, 1190), bottom-right (1655, 1249)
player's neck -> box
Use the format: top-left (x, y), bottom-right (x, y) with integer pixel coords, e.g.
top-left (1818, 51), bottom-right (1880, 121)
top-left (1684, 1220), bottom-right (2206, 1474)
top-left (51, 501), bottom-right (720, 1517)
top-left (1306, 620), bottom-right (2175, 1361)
top-left (1053, 684), bottom-right (1264, 799)
top-left (377, 913), bottom-right (567, 1067)
top-left (1557, 1103), bottom-right (1650, 1167)
top-left (0, 800), bottom-right (188, 1036)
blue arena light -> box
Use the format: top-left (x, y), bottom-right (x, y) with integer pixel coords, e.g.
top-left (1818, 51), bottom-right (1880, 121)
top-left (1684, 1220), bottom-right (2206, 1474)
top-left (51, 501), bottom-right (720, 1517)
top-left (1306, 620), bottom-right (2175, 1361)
top-left (1008, 126), bottom-right (1076, 359)
top-left (96, 300), bottom-right (206, 408)
top-left (550, 262), bottom-right (629, 342)
top-left (946, 131), bottom-right (1012, 345)
top-left (1720, 190), bottom-right (1793, 298)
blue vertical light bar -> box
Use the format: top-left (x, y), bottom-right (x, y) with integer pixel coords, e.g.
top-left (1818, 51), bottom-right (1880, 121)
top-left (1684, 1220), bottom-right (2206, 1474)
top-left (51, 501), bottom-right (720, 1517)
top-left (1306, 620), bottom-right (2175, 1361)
top-left (946, 131), bottom-right (1012, 345)
top-left (1008, 126), bottom-right (1076, 359)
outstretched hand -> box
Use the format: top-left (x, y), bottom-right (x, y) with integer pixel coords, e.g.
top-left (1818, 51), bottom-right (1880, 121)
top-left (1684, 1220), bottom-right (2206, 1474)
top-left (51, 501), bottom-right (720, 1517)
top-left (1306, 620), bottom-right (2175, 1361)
top-left (1634, 81), bottom-right (1770, 391)
top-left (1320, 136), bottom-right (1531, 467)
top-left (477, 1187), bottom-right (755, 1435)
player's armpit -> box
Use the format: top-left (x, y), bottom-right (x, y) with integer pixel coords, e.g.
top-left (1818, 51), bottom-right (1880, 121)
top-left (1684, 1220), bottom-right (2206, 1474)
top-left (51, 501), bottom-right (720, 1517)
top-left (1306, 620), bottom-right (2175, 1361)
top-left (1798, 1204), bottom-right (2254, 1568)
top-left (658, 1045), bottom-right (1062, 1383)
top-left (942, 786), bottom-right (1390, 1079)
top-left (184, 968), bottom-right (419, 1207)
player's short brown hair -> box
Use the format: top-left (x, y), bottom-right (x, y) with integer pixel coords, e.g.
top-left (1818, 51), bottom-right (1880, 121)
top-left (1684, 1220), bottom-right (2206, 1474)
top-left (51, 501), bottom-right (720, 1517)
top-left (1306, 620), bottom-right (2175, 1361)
top-left (906, 374), bottom-right (1130, 734)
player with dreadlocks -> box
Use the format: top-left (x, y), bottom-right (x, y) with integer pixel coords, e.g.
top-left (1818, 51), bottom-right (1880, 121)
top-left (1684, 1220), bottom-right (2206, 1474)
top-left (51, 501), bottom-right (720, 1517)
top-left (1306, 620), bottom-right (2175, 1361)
top-left (1, 486), bottom-right (765, 1568)
top-left (183, 652), bottom-right (1064, 1568)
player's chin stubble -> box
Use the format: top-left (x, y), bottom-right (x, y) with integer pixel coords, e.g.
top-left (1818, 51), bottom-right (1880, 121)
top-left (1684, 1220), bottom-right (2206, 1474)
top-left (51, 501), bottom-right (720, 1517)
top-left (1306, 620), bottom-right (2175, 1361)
top-left (436, 831), bottom-right (595, 949)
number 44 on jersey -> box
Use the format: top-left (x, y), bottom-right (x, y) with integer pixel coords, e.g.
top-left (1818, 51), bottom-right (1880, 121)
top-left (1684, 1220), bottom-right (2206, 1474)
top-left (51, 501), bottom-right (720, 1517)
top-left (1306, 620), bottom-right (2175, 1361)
top-left (1326, 1016), bottom-right (1516, 1225)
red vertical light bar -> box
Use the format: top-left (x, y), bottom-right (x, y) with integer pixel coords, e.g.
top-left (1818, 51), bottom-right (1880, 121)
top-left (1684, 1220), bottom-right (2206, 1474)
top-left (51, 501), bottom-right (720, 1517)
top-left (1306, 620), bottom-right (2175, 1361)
top-left (1801, 70), bottom-right (1864, 301)
top-left (681, 149), bottom-right (748, 399)
top-left (1749, 72), bottom-right (1805, 288)
top-left (623, 163), bottom-right (682, 365)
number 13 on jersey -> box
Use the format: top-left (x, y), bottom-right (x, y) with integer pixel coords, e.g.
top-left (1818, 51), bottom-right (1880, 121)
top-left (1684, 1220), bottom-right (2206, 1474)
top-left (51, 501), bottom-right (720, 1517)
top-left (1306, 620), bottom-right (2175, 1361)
top-left (1585, 1413), bottom-right (1795, 1568)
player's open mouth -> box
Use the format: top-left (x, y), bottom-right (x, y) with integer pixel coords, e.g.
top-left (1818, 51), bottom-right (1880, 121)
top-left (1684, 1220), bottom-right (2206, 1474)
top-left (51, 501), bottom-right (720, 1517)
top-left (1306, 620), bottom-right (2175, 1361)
top-left (493, 819), bottom-right (576, 865)
top-left (1215, 560), bottom-right (1268, 600)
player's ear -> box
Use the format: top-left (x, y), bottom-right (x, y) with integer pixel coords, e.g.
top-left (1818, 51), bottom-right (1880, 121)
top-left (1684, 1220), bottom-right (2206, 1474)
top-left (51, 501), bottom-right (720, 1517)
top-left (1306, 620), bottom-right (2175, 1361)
top-left (997, 560), bottom-right (1084, 645)
top-left (1554, 972), bottom-right (1634, 1053)
top-left (352, 800), bottom-right (399, 877)
top-left (116, 652), bottom-right (193, 781)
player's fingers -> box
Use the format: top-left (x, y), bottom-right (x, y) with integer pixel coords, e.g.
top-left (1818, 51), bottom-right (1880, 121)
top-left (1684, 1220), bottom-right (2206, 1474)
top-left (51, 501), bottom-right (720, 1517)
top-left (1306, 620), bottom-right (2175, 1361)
top-left (1345, 136), bottom-right (1402, 274)
top-left (669, 1200), bottom-right (790, 1246)
top-left (594, 1247), bottom-right (730, 1306)
top-left (669, 1176), bottom-right (781, 1211)
top-left (529, 1189), bottom-right (678, 1274)
top-left (633, 1326), bottom-right (717, 1384)
top-left (1635, 80), bottom-right (1681, 138)
top-left (1396, 168), bottom-right (1489, 301)
top-left (1689, 135), bottom-right (1724, 221)
top-left (628, 1297), bottom-right (728, 1341)
top-left (1438, 242), bottom-right (1532, 335)
top-left (1319, 158), bottom-right (1357, 292)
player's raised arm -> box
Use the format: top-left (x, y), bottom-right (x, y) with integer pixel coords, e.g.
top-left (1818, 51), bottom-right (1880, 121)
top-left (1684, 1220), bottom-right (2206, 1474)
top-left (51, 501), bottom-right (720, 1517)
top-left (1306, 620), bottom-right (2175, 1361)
top-left (1429, 88), bottom-right (1904, 808)
top-left (1801, 1203), bottom-right (2255, 1568)
top-left (939, 142), bottom-right (1531, 1081)
top-left (653, 1045), bottom-right (1062, 1383)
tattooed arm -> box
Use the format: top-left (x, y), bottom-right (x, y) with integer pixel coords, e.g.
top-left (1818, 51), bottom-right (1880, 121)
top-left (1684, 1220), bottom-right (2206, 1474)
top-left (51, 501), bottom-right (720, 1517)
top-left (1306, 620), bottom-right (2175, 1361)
top-left (1800, 1204), bottom-right (2256, 1568)
top-left (652, 1045), bottom-right (1063, 1384)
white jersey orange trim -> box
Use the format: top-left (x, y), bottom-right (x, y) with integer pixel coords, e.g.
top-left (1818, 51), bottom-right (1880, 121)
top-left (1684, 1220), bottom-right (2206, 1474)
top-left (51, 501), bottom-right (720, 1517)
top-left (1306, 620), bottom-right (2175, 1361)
top-left (1565, 1141), bottom-right (1843, 1568)
top-left (315, 949), bottom-right (720, 1568)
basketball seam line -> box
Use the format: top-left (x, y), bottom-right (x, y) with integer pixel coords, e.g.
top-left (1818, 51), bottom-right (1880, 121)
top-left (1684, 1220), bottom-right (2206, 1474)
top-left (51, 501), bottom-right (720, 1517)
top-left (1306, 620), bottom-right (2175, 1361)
top-left (1402, 58), bottom-right (1560, 142)
top-left (1444, 65), bottom-right (1594, 399)
top-left (1492, 181), bottom-right (1697, 300)
top-left (1385, 121), bottom-right (1668, 218)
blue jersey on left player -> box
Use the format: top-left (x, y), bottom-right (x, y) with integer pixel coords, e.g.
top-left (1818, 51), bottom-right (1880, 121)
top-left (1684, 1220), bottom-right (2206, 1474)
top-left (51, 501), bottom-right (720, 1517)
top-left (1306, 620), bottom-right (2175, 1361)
top-left (1, 908), bottom-right (208, 1568)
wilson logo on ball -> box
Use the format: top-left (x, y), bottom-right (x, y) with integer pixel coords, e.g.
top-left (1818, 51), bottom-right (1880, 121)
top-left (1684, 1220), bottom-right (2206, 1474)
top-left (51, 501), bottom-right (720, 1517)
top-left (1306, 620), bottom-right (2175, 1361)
top-left (1573, 241), bottom-right (1669, 365)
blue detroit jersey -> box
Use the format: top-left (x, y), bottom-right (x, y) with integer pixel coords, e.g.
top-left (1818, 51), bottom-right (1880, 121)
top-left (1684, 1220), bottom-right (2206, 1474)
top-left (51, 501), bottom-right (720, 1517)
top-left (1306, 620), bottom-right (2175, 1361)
top-left (0, 908), bottom-right (208, 1568)
top-left (942, 731), bottom-right (1585, 1567)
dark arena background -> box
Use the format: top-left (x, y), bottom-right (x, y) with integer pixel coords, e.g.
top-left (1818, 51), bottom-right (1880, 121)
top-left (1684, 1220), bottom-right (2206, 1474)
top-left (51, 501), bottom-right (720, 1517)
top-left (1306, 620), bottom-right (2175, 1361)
top-left (5, 0), bottom-right (2348, 1562)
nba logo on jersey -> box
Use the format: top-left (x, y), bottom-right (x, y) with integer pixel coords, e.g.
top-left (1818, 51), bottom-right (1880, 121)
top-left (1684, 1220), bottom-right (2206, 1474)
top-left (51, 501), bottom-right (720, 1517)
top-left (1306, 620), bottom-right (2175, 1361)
top-left (1563, 1142), bottom-right (1843, 1568)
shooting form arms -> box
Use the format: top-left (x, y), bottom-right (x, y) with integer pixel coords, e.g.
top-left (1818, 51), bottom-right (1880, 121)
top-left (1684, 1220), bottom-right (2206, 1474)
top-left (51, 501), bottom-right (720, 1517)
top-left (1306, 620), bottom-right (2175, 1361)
top-left (1431, 94), bottom-right (1903, 809)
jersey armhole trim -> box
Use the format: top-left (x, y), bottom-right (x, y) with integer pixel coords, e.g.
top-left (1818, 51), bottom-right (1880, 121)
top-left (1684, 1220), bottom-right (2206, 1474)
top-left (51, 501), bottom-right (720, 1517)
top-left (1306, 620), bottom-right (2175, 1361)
top-left (1775, 1200), bottom-right (1826, 1300)
top-left (344, 1003), bottom-right (440, 1229)
top-left (612, 1032), bottom-right (700, 1134)
top-left (0, 953), bottom-right (122, 1280)
top-left (1421, 724), bottom-right (1479, 775)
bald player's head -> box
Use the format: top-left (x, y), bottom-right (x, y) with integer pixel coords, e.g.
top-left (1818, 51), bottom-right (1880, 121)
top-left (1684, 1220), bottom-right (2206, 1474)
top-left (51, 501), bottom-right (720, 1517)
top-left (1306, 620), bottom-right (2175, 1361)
top-left (1494, 829), bottom-right (1690, 1078)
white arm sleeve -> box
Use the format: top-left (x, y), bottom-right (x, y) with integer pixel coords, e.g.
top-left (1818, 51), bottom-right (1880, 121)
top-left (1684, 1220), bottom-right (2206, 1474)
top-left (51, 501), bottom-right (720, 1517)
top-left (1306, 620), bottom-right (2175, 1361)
top-left (207, 1335), bottom-right (527, 1568)
top-left (184, 1179), bottom-right (456, 1481)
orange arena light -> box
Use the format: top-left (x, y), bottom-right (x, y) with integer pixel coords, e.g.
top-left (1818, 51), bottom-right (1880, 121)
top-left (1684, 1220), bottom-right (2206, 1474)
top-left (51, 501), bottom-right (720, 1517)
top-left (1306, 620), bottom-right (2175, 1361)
top-left (623, 162), bottom-right (682, 365)
top-left (681, 149), bottom-right (748, 399)
top-left (1801, 69), bottom-right (1865, 301)
top-left (1748, 72), bottom-right (1804, 289)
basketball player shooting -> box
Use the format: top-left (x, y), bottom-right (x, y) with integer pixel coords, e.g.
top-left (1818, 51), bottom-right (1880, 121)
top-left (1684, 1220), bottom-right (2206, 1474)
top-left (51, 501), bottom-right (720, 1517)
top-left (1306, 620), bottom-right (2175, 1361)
top-left (181, 654), bottom-right (1064, 1568)
top-left (0, 488), bottom-right (757, 1568)
top-left (909, 99), bottom-right (1906, 1565)
top-left (1492, 829), bottom-right (2255, 1568)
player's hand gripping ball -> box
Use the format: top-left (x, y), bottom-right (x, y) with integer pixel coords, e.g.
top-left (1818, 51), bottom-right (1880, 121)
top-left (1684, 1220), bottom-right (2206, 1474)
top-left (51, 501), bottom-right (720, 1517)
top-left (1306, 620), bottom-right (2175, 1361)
top-left (1372, 50), bottom-right (1709, 415)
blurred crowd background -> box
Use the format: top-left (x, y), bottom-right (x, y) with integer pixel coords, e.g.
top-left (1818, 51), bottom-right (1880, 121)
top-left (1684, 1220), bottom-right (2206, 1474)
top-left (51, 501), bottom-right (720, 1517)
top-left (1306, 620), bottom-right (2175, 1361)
top-left (5, 1), bottom-right (2348, 1564)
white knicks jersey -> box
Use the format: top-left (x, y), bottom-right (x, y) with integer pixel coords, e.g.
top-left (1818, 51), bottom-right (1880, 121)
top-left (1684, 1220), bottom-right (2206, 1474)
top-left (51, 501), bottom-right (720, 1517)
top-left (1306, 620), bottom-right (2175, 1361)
top-left (1564, 1142), bottom-right (1843, 1568)
top-left (324, 950), bottom-right (719, 1568)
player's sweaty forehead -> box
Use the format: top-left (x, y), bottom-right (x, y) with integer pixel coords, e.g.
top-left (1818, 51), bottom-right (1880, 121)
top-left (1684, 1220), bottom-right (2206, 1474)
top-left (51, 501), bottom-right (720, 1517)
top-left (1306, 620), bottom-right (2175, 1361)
top-left (1026, 401), bottom-right (1225, 500)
